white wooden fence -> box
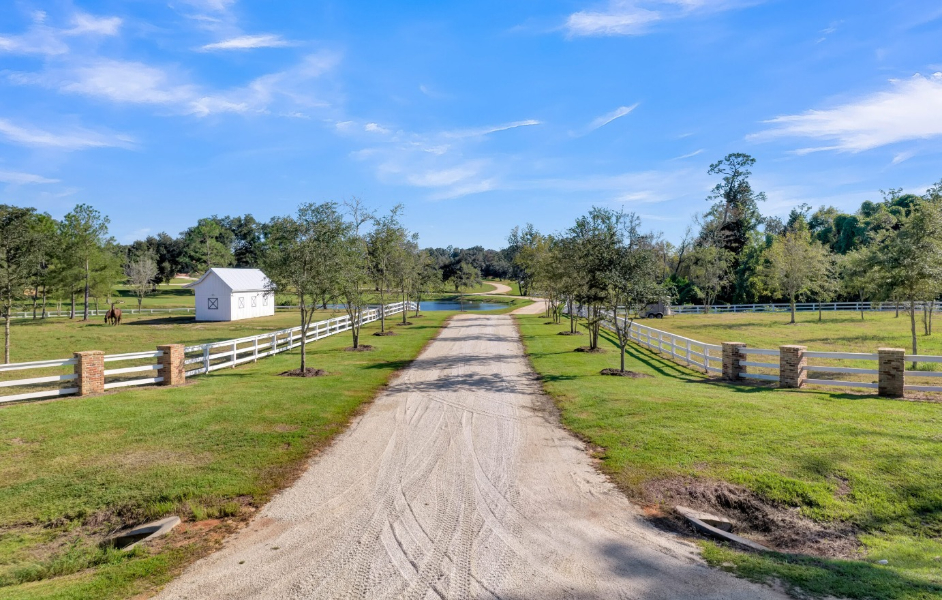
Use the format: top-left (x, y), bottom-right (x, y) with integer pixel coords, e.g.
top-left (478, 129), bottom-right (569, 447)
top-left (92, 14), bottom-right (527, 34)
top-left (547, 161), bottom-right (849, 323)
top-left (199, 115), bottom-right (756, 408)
top-left (670, 301), bottom-right (940, 315)
top-left (8, 307), bottom-right (196, 320)
top-left (614, 318), bottom-right (942, 395)
top-left (627, 321), bottom-right (722, 374)
top-left (0, 302), bottom-right (415, 405)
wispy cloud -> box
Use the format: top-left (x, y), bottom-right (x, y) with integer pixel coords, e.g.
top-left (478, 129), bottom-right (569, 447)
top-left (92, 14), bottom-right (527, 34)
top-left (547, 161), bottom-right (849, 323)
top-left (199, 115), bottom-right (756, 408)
top-left (7, 50), bottom-right (342, 117)
top-left (671, 148), bottom-right (703, 160)
top-left (0, 11), bottom-right (121, 55)
top-left (564, 0), bottom-right (755, 37)
top-left (0, 118), bottom-right (134, 150)
top-left (200, 34), bottom-right (295, 51)
top-left (0, 170), bottom-right (59, 184)
top-left (750, 73), bottom-right (942, 153)
top-left (443, 119), bottom-right (541, 139)
top-left (583, 104), bottom-right (639, 133)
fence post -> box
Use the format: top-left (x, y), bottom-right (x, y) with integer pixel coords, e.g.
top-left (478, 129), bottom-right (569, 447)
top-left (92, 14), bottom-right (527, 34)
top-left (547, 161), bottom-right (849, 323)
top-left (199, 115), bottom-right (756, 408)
top-left (253, 338), bottom-right (258, 362)
top-left (685, 340), bottom-right (691, 366)
top-left (202, 346), bottom-right (210, 373)
top-left (289, 329), bottom-right (293, 350)
top-left (157, 344), bottom-right (185, 386)
top-left (74, 351), bottom-right (105, 396)
top-left (231, 341), bottom-right (237, 368)
top-left (779, 345), bottom-right (806, 388)
top-left (878, 348), bottom-right (905, 397)
top-left (722, 342), bottom-right (746, 381)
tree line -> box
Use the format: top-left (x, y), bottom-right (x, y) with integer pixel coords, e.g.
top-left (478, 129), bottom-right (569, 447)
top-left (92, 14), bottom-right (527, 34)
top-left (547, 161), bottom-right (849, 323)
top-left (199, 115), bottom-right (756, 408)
top-left (504, 153), bottom-right (942, 362)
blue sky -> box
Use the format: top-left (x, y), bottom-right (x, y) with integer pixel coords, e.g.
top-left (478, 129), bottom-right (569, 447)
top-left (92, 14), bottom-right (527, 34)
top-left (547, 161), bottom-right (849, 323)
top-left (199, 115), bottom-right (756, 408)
top-left (1, 1), bottom-right (941, 249)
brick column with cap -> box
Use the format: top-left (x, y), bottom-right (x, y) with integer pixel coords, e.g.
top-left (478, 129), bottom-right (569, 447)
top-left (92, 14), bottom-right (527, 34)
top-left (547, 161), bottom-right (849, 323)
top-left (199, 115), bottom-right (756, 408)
top-left (157, 344), bottom-right (185, 386)
top-left (878, 348), bottom-right (905, 397)
top-left (74, 351), bottom-right (104, 396)
top-left (779, 345), bottom-right (807, 388)
top-left (722, 342), bottom-right (746, 381)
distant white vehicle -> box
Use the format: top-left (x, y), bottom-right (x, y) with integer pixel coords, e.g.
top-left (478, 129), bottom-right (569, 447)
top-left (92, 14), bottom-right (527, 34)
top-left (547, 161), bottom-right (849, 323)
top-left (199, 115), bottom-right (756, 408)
top-left (641, 302), bottom-right (672, 319)
top-left (183, 268), bottom-right (275, 322)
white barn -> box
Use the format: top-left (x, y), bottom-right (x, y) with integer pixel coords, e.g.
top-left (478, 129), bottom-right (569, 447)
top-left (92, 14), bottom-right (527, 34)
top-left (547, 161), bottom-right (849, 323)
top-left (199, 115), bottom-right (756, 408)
top-left (183, 268), bottom-right (276, 322)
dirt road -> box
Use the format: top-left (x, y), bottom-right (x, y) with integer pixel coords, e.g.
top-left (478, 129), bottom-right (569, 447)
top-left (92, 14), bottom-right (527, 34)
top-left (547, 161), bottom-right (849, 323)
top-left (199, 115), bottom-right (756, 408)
top-left (479, 281), bottom-right (513, 295)
top-left (159, 314), bottom-right (786, 600)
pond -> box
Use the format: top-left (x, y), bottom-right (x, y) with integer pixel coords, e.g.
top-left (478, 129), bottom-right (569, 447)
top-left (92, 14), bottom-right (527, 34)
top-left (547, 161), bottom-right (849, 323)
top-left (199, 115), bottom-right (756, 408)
top-left (418, 301), bottom-right (504, 311)
top-left (326, 301), bottom-right (505, 312)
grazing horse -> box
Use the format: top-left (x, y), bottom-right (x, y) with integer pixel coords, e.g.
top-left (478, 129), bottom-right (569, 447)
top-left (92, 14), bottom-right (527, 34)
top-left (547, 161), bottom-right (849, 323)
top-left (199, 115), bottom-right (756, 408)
top-left (104, 304), bottom-right (122, 326)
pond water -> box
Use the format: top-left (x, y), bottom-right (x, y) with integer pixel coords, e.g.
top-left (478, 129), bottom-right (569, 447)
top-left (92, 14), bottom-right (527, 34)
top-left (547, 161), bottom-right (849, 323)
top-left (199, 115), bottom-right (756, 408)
top-left (326, 301), bottom-right (505, 312)
top-left (418, 301), bottom-right (504, 311)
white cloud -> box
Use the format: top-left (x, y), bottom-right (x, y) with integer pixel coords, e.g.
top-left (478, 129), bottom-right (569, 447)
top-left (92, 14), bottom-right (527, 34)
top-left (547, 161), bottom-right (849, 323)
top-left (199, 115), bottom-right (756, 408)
top-left (566, 5), bottom-right (661, 36)
top-left (200, 34), bottom-right (294, 51)
top-left (0, 170), bottom-right (59, 184)
top-left (0, 11), bottom-right (120, 55)
top-left (584, 104), bottom-right (639, 133)
top-left (8, 51), bottom-right (341, 117)
top-left (564, 0), bottom-right (755, 37)
top-left (67, 13), bottom-right (122, 36)
top-left (0, 118), bottom-right (133, 150)
top-left (443, 119), bottom-right (541, 139)
top-left (671, 148), bottom-right (704, 160)
top-left (365, 122), bottom-right (390, 134)
top-left (751, 73), bottom-right (942, 152)
top-left (406, 165), bottom-right (481, 187)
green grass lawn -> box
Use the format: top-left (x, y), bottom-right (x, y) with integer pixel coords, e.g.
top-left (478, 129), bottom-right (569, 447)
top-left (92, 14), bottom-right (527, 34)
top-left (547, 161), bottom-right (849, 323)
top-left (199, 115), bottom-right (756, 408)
top-left (661, 310), bottom-right (942, 355)
top-left (3, 310), bottom-right (339, 364)
top-left (0, 311), bottom-right (451, 599)
top-left (516, 313), bottom-right (942, 600)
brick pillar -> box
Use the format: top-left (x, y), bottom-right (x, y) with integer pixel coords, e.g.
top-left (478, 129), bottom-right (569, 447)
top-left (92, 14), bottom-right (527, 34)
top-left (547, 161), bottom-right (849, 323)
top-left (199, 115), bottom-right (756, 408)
top-left (779, 345), bottom-right (807, 388)
top-left (157, 344), bottom-right (185, 386)
top-left (878, 348), bottom-right (905, 398)
top-left (74, 351), bottom-right (104, 396)
top-left (722, 342), bottom-right (746, 381)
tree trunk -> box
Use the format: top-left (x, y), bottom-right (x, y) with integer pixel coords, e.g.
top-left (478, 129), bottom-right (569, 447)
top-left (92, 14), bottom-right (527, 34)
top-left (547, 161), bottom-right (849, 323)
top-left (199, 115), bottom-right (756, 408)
top-left (790, 296), bottom-right (796, 324)
top-left (379, 289), bottom-right (386, 332)
top-left (299, 301), bottom-right (307, 371)
top-left (911, 299), bottom-right (918, 370)
top-left (895, 301), bottom-right (899, 318)
top-left (83, 257), bottom-right (90, 321)
top-left (70, 291), bottom-right (75, 319)
top-left (620, 343), bottom-right (626, 372)
top-left (32, 294), bottom-right (38, 320)
top-left (3, 300), bottom-right (10, 364)
top-left (818, 303), bottom-right (822, 322)
top-left (41, 286), bottom-right (47, 318)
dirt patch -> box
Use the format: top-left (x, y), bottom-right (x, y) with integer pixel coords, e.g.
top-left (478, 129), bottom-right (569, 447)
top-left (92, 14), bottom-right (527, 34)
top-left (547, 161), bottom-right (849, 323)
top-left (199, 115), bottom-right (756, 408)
top-left (645, 478), bottom-right (860, 558)
top-left (373, 330), bottom-right (397, 336)
top-left (574, 346), bottom-right (606, 353)
top-left (344, 345), bottom-right (375, 352)
top-left (599, 369), bottom-right (651, 378)
top-left (558, 331), bottom-right (583, 336)
top-left (396, 321), bottom-right (414, 326)
top-left (411, 314), bottom-right (425, 318)
top-left (278, 368), bottom-right (328, 378)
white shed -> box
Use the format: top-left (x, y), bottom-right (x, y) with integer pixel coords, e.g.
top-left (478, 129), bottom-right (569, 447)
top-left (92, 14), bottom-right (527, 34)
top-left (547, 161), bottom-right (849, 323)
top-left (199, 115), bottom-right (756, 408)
top-left (183, 268), bottom-right (276, 322)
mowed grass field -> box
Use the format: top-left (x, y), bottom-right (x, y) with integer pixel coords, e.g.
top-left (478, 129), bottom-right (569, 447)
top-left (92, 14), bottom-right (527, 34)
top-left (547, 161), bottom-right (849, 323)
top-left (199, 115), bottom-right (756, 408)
top-left (0, 311), bottom-right (451, 599)
top-left (516, 314), bottom-right (942, 600)
top-left (661, 310), bottom-right (942, 355)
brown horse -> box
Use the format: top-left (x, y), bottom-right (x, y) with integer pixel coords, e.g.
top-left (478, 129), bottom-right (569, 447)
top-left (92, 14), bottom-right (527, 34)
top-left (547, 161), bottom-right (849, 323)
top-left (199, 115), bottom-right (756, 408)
top-left (104, 304), bottom-right (122, 326)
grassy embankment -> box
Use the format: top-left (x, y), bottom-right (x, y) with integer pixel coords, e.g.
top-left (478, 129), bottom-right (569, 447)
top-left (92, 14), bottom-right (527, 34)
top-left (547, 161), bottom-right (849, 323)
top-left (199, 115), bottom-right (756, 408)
top-left (516, 313), bottom-right (942, 600)
top-left (0, 311), bottom-right (451, 599)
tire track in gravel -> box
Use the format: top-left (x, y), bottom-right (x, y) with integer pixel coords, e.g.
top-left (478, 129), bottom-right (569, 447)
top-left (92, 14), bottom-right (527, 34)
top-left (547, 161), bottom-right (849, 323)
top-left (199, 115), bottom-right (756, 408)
top-left (158, 314), bottom-right (789, 600)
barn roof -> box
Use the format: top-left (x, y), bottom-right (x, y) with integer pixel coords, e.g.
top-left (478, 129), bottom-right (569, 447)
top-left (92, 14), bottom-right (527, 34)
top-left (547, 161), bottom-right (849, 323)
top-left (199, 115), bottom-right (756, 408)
top-left (182, 268), bottom-right (273, 292)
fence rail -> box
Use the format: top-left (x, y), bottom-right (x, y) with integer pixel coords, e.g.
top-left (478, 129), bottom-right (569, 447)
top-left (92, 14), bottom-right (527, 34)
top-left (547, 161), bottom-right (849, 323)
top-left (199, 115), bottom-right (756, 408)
top-left (8, 307), bottom-right (196, 320)
top-left (1, 302), bottom-right (415, 405)
top-left (671, 301), bottom-right (940, 315)
top-left (573, 305), bottom-right (942, 397)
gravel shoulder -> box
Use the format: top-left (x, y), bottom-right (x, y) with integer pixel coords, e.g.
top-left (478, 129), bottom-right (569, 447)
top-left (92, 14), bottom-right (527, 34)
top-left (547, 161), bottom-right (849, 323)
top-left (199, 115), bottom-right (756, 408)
top-left (158, 314), bottom-right (787, 600)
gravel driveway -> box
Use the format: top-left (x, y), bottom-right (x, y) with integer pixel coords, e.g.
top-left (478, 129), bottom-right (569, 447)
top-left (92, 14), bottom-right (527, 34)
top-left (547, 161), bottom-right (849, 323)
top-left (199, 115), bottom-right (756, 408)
top-left (159, 314), bottom-right (787, 600)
